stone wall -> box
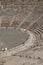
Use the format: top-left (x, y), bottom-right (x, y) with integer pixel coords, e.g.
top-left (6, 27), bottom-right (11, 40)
top-left (0, 0), bottom-right (43, 9)
top-left (0, 0), bottom-right (43, 5)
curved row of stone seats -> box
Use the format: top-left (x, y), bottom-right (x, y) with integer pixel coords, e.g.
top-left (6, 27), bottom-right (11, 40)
top-left (20, 21), bottom-right (30, 29)
top-left (1, 5), bottom-right (35, 27)
top-left (1, 5), bottom-right (34, 15)
top-left (32, 25), bottom-right (43, 40)
top-left (27, 15), bottom-right (43, 40)
top-left (35, 29), bottom-right (43, 40)
top-left (1, 0), bottom-right (43, 6)
top-left (19, 5), bottom-right (43, 40)
top-left (1, 13), bottom-right (27, 27)
top-left (16, 5), bottom-right (37, 29)
top-left (19, 5), bottom-right (43, 29)
top-left (33, 28), bottom-right (43, 39)
top-left (26, 5), bottom-right (43, 25)
top-left (10, 13), bottom-right (27, 28)
top-left (28, 16), bottom-right (43, 31)
top-left (0, 5), bottom-right (43, 31)
top-left (1, 15), bottom-right (13, 27)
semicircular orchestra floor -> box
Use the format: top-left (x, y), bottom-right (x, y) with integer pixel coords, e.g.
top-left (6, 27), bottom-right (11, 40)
top-left (0, 28), bottom-right (28, 50)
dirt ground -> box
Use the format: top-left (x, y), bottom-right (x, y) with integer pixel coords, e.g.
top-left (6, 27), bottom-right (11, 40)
top-left (0, 41), bottom-right (43, 65)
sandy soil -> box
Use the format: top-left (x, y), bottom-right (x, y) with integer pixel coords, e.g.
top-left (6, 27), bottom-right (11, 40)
top-left (0, 41), bottom-right (43, 65)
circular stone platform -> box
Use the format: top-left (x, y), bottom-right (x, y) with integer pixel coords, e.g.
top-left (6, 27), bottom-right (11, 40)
top-left (0, 28), bottom-right (28, 50)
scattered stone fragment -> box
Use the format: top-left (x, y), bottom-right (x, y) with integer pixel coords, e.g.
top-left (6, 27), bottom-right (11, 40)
top-left (29, 56), bottom-right (32, 58)
top-left (37, 57), bottom-right (41, 60)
